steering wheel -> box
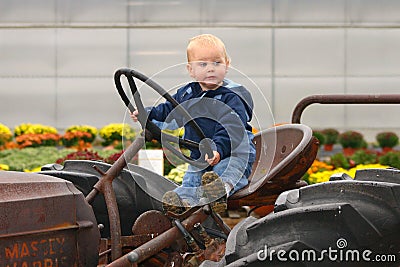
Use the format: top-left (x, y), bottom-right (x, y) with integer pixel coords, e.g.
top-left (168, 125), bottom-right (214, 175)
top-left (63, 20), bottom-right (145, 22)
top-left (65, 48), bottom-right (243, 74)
top-left (114, 68), bottom-right (213, 169)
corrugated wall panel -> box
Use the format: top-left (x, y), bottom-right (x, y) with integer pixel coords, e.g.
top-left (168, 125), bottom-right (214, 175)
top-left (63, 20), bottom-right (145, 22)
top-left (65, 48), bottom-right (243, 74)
top-left (0, 0), bottom-right (399, 140)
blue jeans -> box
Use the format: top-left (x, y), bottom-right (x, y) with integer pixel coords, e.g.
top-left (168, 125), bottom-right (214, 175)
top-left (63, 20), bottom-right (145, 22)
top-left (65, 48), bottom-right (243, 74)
top-left (174, 147), bottom-right (256, 206)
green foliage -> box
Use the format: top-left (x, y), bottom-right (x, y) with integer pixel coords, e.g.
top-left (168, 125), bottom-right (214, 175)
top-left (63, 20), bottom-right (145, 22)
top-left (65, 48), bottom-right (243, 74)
top-left (350, 150), bottom-right (377, 165)
top-left (0, 147), bottom-right (75, 171)
top-left (0, 147), bottom-right (124, 171)
top-left (312, 131), bottom-right (325, 146)
top-left (93, 148), bottom-right (122, 158)
top-left (379, 151), bottom-right (400, 169)
top-left (376, 132), bottom-right (399, 148)
top-left (329, 153), bottom-right (350, 169)
top-left (339, 131), bottom-right (364, 148)
top-left (145, 140), bottom-right (162, 149)
top-left (322, 128), bottom-right (339, 145)
top-left (361, 140), bottom-right (368, 149)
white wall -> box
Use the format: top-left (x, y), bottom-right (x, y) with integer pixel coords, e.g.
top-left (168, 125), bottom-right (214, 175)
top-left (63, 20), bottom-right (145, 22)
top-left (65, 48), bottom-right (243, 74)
top-left (1, 0), bottom-right (400, 140)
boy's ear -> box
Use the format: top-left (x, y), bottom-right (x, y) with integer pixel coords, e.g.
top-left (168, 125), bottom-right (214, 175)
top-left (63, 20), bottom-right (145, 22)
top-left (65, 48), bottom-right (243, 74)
top-left (225, 59), bottom-right (230, 73)
top-left (225, 59), bottom-right (231, 68)
top-left (186, 63), bottom-right (194, 78)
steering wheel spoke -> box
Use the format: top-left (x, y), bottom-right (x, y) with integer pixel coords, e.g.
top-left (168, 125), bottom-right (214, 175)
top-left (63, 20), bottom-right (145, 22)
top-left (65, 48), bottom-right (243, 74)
top-left (114, 68), bottom-right (213, 169)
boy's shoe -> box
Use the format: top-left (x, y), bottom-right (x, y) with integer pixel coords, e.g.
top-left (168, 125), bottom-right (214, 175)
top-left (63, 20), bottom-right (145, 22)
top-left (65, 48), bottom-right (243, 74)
top-left (161, 190), bottom-right (188, 215)
top-left (201, 171), bottom-right (227, 214)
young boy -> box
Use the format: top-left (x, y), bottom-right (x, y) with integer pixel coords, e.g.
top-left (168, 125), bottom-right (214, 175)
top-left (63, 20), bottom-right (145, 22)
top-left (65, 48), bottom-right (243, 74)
top-left (131, 34), bottom-right (256, 214)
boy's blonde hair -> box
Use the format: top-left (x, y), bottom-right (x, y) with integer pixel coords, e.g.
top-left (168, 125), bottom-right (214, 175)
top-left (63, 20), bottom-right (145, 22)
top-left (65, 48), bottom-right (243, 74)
top-left (186, 34), bottom-right (230, 63)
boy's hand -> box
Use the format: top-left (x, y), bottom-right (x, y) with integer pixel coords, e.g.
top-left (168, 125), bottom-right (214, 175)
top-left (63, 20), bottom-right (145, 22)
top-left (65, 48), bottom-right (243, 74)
top-left (205, 151), bottom-right (220, 166)
top-left (130, 110), bottom-right (139, 122)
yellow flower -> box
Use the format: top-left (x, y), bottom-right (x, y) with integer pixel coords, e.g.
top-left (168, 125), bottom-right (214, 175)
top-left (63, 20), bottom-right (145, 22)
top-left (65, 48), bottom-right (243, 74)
top-left (0, 123), bottom-right (12, 135)
top-left (14, 123), bottom-right (57, 136)
top-left (99, 123), bottom-right (136, 145)
top-left (307, 164), bottom-right (389, 184)
top-left (166, 163), bottom-right (188, 184)
top-left (163, 128), bottom-right (185, 138)
top-left (0, 164), bottom-right (10, 171)
top-left (24, 166), bottom-right (42, 172)
top-left (0, 123), bottom-right (12, 145)
top-left (66, 125), bottom-right (97, 135)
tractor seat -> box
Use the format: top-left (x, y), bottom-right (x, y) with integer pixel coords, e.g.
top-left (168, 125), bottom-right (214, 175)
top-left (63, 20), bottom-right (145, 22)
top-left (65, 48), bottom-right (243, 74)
top-left (228, 124), bottom-right (319, 208)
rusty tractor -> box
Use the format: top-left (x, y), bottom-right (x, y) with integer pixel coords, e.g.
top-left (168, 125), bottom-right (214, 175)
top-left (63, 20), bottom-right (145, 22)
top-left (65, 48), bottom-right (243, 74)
top-left (1, 69), bottom-right (400, 266)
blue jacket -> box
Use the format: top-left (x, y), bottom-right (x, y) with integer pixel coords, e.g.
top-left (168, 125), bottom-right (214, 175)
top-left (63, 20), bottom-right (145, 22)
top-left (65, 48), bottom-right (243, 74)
top-left (147, 79), bottom-right (255, 160)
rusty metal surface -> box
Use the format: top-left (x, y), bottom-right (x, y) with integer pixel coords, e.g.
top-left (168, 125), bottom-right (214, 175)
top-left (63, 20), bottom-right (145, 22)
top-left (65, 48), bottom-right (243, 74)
top-left (0, 229), bottom-right (78, 266)
top-left (0, 172), bottom-right (76, 235)
top-left (85, 135), bottom-right (146, 261)
top-left (0, 171), bottom-right (100, 266)
top-left (99, 239), bottom-right (111, 265)
top-left (140, 251), bottom-right (182, 267)
top-left (168, 252), bottom-right (184, 267)
top-left (291, 94), bottom-right (400, 124)
top-left (194, 223), bottom-right (226, 262)
top-left (106, 207), bottom-right (210, 267)
top-left (132, 210), bottom-right (171, 237)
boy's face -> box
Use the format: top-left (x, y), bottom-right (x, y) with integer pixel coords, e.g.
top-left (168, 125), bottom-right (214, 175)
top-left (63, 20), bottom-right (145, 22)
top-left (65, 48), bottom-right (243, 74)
top-left (186, 45), bottom-right (229, 90)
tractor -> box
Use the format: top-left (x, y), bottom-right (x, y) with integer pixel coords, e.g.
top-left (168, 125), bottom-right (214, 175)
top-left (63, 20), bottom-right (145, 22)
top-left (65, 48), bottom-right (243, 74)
top-left (1, 69), bottom-right (400, 266)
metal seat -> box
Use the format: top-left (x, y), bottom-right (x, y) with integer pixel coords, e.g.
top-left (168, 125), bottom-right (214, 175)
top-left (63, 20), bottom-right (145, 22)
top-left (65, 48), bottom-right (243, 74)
top-left (228, 124), bottom-right (319, 208)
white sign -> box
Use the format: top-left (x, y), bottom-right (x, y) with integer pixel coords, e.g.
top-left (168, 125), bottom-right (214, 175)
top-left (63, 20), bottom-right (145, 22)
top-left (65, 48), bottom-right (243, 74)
top-left (138, 149), bottom-right (164, 175)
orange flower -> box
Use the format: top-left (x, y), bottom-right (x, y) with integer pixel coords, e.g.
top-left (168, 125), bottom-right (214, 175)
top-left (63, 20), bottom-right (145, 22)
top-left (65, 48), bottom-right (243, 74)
top-left (62, 131), bottom-right (92, 147)
top-left (15, 133), bottom-right (60, 148)
top-left (306, 160), bottom-right (334, 175)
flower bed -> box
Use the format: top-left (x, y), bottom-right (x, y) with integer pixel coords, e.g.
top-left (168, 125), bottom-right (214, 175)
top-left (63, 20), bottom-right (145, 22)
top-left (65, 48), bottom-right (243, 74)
top-left (99, 123), bottom-right (135, 146)
top-left (303, 149), bottom-right (397, 185)
top-left (14, 123), bottom-right (58, 136)
top-left (0, 122), bottom-right (191, 176)
top-left (2, 122), bottom-right (399, 185)
top-left (304, 162), bottom-right (388, 184)
top-left (0, 123), bottom-right (140, 150)
top-left (65, 125), bottom-right (97, 143)
top-left (0, 147), bottom-right (122, 172)
top-left (16, 133), bottom-right (61, 148)
top-left (0, 147), bottom-right (75, 172)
